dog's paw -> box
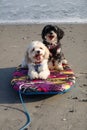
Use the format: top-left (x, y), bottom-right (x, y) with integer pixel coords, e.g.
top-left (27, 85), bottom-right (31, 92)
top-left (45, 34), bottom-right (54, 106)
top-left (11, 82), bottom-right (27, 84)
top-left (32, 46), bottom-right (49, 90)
top-left (39, 71), bottom-right (50, 79)
top-left (58, 65), bottom-right (63, 70)
top-left (62, 59), bottom-right (67, 64)
top-left (28, 71), bottom-right (39, 79)
top-left (55, 61), bottom-right (63, 70)
top-left (56, 64), bottom-right (63, 70)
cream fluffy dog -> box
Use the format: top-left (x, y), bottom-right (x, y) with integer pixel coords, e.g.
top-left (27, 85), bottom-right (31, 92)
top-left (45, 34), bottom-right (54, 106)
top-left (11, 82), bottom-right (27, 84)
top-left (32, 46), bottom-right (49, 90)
top-left (22, 41), bottom-right (50, 80)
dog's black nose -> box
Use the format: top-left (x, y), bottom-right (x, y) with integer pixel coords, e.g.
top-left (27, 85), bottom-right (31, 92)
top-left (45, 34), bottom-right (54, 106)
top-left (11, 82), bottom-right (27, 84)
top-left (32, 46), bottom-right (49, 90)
top-left (49, 32), bottom-right (53, 35)
top-left (37, 50), bottom-right (40, 54)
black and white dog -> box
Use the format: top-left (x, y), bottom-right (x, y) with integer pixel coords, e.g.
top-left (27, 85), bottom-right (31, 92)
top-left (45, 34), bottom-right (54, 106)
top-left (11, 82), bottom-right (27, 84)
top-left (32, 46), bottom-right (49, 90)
top-left (41, 25), bottom-right (67, 70)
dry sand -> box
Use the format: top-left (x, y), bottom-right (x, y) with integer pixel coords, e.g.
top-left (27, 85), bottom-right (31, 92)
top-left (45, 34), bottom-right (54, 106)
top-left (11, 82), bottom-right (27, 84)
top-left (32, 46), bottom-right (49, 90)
top-left (0, 24), bottom-right (87, 130)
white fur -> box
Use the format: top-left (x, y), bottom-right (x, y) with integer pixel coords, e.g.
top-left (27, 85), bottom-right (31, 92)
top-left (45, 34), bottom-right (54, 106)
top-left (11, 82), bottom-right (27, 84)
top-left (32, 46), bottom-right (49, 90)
top-left (22, 41), bottom-right (50, 79)
top-left (57, 48), bottom-right (61, 53)
top-left (45, 31), bottom-right (57, 45)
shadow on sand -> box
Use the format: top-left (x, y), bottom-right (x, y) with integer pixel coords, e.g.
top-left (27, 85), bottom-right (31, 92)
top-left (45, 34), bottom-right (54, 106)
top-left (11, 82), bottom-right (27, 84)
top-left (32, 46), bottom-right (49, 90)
top-left (0, 67), bottom-right (55, 104)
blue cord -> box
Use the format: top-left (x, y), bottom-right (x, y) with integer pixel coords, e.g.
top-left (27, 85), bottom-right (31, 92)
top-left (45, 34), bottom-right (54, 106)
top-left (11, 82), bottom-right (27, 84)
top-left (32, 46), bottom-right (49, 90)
top-left (19, 89), bottom-right (31, 130)
top-left (18, 82), bottom-right (75, 130)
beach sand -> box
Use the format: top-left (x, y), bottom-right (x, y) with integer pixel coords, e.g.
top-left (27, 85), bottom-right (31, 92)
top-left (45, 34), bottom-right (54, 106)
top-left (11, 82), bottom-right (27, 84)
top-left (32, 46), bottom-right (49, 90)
top-left (0, 24), bottom-right (87, 130)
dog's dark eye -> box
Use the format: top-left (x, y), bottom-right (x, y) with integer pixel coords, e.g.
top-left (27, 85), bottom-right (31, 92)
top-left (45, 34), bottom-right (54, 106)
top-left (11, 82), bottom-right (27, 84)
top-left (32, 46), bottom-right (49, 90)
top-left (32, 48), bottom-right (35, 52)
top-left (40, 47), bottom-right (43, 49)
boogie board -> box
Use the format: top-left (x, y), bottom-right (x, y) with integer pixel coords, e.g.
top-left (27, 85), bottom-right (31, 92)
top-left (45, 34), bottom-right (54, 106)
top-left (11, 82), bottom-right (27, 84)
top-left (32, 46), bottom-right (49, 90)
top-left (11, 64), bottom-right (75, 95)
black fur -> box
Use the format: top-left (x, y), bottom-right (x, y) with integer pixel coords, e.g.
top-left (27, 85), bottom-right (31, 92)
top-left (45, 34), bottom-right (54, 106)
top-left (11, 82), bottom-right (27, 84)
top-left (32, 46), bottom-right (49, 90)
top-left (42, 25), bottom-right (64, 42)
top-left (41, 25), bottom-right (66, 69)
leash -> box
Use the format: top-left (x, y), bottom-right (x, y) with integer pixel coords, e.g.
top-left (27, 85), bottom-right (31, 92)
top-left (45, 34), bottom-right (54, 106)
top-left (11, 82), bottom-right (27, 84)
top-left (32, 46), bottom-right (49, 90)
top-left (19, 85), bottom-right (31, 130)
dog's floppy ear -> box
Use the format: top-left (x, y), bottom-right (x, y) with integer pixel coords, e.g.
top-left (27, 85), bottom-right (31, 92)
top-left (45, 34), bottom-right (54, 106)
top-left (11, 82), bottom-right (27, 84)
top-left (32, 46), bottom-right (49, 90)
top-left (55, 26), bottom-right (64, 40)
top-left (44, 45), bottom-right (50, 59)
top-left (25, 48), bottom-right (31, 63)
top-left (41, 25), bottom-right (50, 40)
